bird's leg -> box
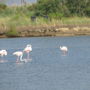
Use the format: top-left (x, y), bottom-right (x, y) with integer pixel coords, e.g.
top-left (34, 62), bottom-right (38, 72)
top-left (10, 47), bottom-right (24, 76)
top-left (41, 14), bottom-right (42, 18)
top-left (16, 56), bottom-right (19, 63)
top-left (63, 51), bottom-right (66, 55)
top-left (0, 56), bottom-right (4, 63)
top-left (1, 55), bottom-right (3, 61)
top-left (63, 51), bottom-right (67, 56)
top-left (27, 52), bottom-right (30, 60)
top-left (0, 56), bottom-right (1, 61)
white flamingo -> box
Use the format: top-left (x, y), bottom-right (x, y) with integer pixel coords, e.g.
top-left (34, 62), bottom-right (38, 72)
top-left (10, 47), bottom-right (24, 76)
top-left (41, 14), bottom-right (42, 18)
top-left (23, 44), bottom-right (32, 60)
top-left (0, 50), bottom-right (7, 62)
top-left (0, 50), bottom-right (7, 56)
top-left (60, 46), bottom-right (68, 55)
top-left (13, 51), bottom-right (26, 63)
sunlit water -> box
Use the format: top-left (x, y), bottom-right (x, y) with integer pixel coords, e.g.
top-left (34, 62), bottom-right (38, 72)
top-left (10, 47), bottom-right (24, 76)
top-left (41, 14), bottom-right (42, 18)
top-left (0, 36), bottom-right (90, 90)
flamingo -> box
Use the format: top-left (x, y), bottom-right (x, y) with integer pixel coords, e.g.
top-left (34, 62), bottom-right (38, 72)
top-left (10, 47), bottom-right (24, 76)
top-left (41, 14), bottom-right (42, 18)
top-left (0, 50), bottom-right (7, 56)
top-left (60, 46), bottom-right (68, 55)
top-left (0, 50), bottom-right (7, 62)
top-left (23, 44), bottom-right (32, 60)
top-left (13, 51), bottom-right (26, 63)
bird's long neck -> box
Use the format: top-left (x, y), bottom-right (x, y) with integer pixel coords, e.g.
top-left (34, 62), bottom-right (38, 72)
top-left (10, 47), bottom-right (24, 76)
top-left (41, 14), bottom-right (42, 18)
top-left (60, 46), bottom-right (62, 49)
top-left (27, 52), bottom-right (30, 60)
top-left (20, 53), bottom-right (23, 61)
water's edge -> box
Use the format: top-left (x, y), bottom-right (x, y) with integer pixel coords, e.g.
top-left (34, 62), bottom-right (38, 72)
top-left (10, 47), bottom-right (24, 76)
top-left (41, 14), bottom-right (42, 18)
top-left (0, 25), bottom-right (90, 38)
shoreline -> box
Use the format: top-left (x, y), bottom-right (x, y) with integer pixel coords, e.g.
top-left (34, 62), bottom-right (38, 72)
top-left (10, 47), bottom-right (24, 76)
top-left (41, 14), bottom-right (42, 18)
top-left (0, 24), bottom-right (90, 38)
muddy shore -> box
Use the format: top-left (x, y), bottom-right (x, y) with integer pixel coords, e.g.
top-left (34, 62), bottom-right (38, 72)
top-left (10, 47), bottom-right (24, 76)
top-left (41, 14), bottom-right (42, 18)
top-left (0, 24), bottom-right (90, 38)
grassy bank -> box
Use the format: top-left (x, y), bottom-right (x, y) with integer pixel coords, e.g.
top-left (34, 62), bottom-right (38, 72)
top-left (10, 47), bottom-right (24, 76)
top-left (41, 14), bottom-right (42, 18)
top-left (0, 15), bottom-right (90, 28)
top-left (0, 16), bottom-right (90, 37)
top-left (0, 5), bottom-right (90, 37)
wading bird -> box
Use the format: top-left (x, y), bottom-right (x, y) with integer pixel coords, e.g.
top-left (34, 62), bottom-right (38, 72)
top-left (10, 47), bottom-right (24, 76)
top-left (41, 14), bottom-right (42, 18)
top-left (13, 51), bottom-right (24, 63)
top-left (0, 50), bottom-right (7, 57)
top-left (0, 50), bottom-right (7, 62)
top-left (23, 44), bottom-right (32, 60)
top-left (60, 46), bottom-right (68, 55)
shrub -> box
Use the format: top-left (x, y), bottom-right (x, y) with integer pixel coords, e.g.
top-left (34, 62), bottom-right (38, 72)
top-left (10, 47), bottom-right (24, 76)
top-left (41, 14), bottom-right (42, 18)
top-left (49, 12), bottom-right (64, 19)
top-left (6, 25), bottom-right (19, 37)
top-left (0, 3), bottom-right (7, 10)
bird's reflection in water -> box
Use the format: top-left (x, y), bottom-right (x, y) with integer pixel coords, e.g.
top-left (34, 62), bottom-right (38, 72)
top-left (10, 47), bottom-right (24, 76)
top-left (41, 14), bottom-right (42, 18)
top-left (61, 52), bottom-right (68, 56)
top-left (22, 58), bottom-right (32, 63)
top-left (15, 58), bottom-right (32, 65)
top-left (16, 61), bottom-right (24, 65)
top-left (0, 59), bottom-right (8, 63)
top-left (28, 58), bottom-right (32, 62)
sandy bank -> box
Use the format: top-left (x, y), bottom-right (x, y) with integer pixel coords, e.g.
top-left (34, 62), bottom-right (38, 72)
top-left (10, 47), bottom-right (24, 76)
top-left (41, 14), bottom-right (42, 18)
top-left (0, 24), bottom-right (90, 38)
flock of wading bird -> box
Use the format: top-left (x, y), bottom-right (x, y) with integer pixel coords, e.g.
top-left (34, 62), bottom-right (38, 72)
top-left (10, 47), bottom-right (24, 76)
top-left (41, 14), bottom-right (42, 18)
top-left (0, 45), bottom-right (68, 63)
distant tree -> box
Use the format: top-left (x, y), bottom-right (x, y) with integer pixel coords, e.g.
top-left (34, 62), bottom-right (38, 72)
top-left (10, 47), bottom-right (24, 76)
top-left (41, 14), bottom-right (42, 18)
top-left (33, 0), bottom-right (70, 17)
top-left (28, 0), bottom-right (90, 17)
top-left (66, 0), bottom-right (90, 16)
top-left (0, 3), bottom-right (7, 10)
top-left (84, 0), bottom-right (90, 16)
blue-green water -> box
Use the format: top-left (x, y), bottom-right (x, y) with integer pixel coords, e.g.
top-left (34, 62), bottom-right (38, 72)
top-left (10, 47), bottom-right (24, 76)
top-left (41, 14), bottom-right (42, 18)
top-left (0, 36), bottom-right (90, 90)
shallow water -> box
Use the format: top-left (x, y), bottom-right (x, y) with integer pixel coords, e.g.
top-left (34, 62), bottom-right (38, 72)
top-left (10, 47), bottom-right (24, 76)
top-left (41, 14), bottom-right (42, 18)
top-left (0, 36), bottom-right (90, 90)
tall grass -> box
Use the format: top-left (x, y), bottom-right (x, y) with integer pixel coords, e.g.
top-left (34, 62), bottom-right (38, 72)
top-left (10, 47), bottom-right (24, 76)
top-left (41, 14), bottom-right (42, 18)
top-left (61, 17), bottom-right (90, 25)
top-left (0, 5), bottom-right (90, 30)
top-left (5, 24), bottom-right (19, 37)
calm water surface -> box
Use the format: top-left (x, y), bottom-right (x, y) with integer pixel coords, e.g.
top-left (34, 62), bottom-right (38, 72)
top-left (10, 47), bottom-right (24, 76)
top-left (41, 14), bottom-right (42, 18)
top-left (0, 36), bottom-right (90, 90)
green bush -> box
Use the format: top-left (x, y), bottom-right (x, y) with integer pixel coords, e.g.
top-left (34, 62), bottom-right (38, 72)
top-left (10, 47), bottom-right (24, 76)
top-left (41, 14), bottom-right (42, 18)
top-left (6, 25), bottom-right (19, 37)
top-left (31, 0), bottom-right (90, 17)
top-left (0, 4), bottom-right (7, 10)
top-left (49, 12), bottom-right (64, 19)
